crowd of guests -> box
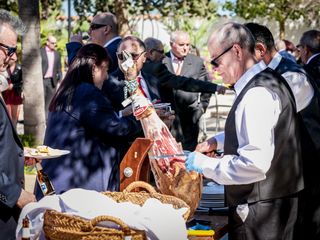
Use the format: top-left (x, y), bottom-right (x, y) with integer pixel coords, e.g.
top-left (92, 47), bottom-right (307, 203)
top-left (1, 8), bottom-right (320, 240)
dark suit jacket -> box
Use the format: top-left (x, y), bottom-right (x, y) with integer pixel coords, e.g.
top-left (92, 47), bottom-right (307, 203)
top-left (142, 60), bottom-right (218, 111)
top-left (304, 53), bottom-right (320, 88)
top-left (0, 97), bottom-right (24, 237)
top-left (106, 37), bottom-right (122, 74)
top-left (102, 69), bottom-right (162, 111)
top-left (40, 47), bottom-right (62, 87)
top-left (66, 37), bottom-right (122, 74)
top-left (162, 53), bottom-right (211, 112)
top-left (37, 83), bottom-right (141, 198)
top-left (162, 53), bottom-right (212, 148)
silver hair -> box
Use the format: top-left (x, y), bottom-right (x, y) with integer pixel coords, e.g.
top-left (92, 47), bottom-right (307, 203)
top-left (170, 30), bottom-right (189, 43)
top-left (300, 30), bottom-right (320, 54)
top-left (0, 9), bottom-right (26, 36)
top-left (208, 22), bottom-right (255, 54)
top-left (144, 37), bottom-right (163, 51)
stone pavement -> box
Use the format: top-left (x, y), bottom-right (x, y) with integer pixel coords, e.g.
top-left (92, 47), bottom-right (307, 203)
top-left (199, 90), bottom-right (235, 142)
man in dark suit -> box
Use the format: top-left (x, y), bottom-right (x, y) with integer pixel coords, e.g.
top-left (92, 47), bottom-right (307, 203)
top-left (40, 36), bottom-right (62, 119)
top-left (298, 30), bottom-right (320, 88)
top-left (66, 12), bottom-right (121, 74)
top-left (103, 36), bottom-right (163, 112)
top-left (143, 37), bottom-right (225, 106)
top-left (0, 10), bottom-right (36, 239)
top-left (163, 31), bottom-right (212, 151)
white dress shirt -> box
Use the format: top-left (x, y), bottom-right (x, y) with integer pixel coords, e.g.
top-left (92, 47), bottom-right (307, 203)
top-left (170, 51), bottom-right (184, 74)
top-left (268, 52), bottom-right (313, 112)
top-left (137, 72), bottom-right (151, 101)
top-left (201, 61), bottom-right (282, 186)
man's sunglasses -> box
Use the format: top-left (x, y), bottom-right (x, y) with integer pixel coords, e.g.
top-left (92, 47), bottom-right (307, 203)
top-left (0, 42), bottom-right (17, 56)
top-left (89, 23), bottom-right (109, 30)
top-left (152, 49), bottom-right (164, 54)
top-left (117, 51), bottom-right (145, 61)
top-left (210, 45), bottom-right (233, 67)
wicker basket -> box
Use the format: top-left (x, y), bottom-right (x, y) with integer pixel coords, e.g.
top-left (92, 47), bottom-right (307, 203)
top-left (44, 211), bottom-right (146, 240)
top-left (103, 181), bottom-right (190, 221)
top-left (43, 181), bottom-right (190, 239)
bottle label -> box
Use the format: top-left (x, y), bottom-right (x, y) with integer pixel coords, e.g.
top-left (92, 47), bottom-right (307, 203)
top-left (22, 228), bottom-right (31, 238)
top-left (40, 182), bottom-right (48, 195)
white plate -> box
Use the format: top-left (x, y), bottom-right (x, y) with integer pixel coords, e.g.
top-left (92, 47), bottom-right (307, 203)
top-left (24, 147), bottom-right (70, 160)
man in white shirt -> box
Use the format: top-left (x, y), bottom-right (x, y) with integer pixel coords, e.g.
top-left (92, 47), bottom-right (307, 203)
top-left (186, 22), bottom-right (303, 240)
top-left (246, 23), bottom-right (320, 239)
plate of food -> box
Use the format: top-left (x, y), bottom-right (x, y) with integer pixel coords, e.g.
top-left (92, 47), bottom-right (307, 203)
top-left (24, 145), bottom-right (70, 159)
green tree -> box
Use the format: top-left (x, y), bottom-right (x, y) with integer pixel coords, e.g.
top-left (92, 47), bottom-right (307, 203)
top-left (224, 0), bottom-right (320, 39)
top-left (74, 0), bottom-right (218, 35)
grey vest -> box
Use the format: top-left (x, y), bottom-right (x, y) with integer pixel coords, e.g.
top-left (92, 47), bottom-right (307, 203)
top-left (224, 68), bottom-right (304, 206)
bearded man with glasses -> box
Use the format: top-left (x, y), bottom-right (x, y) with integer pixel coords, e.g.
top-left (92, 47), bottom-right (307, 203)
top-left (0, 10), bottom-right (36, 239)
top-left (67, 12), bottom-right (121, 74)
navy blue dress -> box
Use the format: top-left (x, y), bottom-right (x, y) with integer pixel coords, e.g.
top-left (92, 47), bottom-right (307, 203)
top-left (36, 83), bottom-right (140, 199)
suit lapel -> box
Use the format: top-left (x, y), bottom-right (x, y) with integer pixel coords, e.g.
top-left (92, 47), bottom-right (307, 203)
top-left (0, 97), bottom-right (23, 149)
top-left (180, 54), bottom-right (192, 76)
top-left (163, 52), bottom-right (174, 74)
top-left (141, 71), bottom-right (160, 102)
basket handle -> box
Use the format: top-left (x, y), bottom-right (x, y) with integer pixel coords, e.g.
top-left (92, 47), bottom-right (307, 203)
top-left (123, 181), bottom-right (157, 193)
top-left (90, 215), bottom-right (131, 234)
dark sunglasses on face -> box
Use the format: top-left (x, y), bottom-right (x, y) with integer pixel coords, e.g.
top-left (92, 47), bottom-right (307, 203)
top-left (152, 49), bottom-right (164, 54)
top-left (0, 42), bottom-right (17, 56)
top-left (210, 45), bottom-right (233, 67)
top-left (117, 51), bottom-right (145, 61)
top-left (89, 23), bottom-right (108, 30)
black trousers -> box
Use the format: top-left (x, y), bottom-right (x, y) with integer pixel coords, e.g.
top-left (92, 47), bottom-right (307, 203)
top-left (43, 78), bottom-right (56, 120)
top-left (228, 195), bottom-right (298, 240)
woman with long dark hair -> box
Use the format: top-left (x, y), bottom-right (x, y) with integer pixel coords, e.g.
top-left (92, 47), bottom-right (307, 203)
top-left (37, 44), bottom-right (140, 198)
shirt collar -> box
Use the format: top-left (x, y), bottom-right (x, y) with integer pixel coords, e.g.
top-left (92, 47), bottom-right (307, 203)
top-left (45, 46), bottom-right (54, 52)
top-left (307, 53), bottom-right (320, 64)
top-left (104, 36), bottom-right (121, 48)
top-left (268, 52), bottom-right (282, 70)
top-left (234, 60), bottom-right (267, 96)
top-left (170, 51), bottom-right (184, 62)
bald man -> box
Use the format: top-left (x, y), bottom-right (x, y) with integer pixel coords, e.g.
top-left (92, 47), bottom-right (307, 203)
top-left (40, 35), bottom-right (62, 119)
top-left (67, 12), bottom-right (121, 74)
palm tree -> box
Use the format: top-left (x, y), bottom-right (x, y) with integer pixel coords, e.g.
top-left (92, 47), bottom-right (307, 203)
top-left (18, 0), bottom-right (46, 144)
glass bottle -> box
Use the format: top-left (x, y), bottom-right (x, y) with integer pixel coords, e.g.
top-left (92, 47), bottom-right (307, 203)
top-left (35, 162), bottom-right (55, 196)
top-left (22, 216), bottom-right (31, 240)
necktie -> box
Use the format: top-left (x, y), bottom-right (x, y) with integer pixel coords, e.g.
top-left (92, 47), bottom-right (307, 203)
top-left (137, 77), bottom-right (147, 97)
top-left (174, 58), bottom-right (182, 75)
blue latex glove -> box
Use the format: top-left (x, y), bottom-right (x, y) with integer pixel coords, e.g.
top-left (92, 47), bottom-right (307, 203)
top-left (185, 151), bottom-right (213, 173)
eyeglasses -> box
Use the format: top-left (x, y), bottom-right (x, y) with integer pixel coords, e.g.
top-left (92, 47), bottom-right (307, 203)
top-left (0, 42), bottom-right (17, 56)
top-left (89, 23), bottom-right (109, 30)
top-left (210, 45), bottom-right (233, 67)
top-left (116, 51), bottom-right (145, 61)
top-left (152, 49), bottom-right (165, 54)
top-left (49, 41), bottom-right (57, 46)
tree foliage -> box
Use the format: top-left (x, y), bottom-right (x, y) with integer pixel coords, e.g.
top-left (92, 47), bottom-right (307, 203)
top-left (73, 0), bottom-right (218, 35)
top-left (0, 0), bottom-right (62, 19)
top-left (224, 0), bottom-right (320, 39)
